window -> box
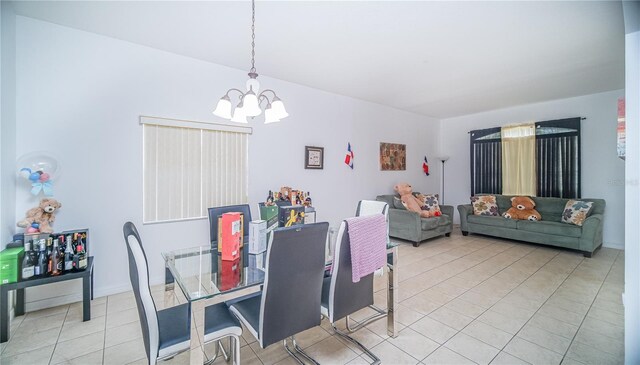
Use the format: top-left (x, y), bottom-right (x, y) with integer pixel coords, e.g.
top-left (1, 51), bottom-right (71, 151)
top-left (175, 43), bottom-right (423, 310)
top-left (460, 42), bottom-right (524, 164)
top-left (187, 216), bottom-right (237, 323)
top-left (141, 116), bottom-right (251, 224)
top-left (470, 117), bottom-right (581, 198)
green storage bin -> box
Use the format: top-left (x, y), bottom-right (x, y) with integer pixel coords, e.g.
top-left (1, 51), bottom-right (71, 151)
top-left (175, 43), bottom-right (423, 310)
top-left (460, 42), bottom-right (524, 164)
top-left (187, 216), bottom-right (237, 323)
top-left (0, 247), bottom-right (24, 284)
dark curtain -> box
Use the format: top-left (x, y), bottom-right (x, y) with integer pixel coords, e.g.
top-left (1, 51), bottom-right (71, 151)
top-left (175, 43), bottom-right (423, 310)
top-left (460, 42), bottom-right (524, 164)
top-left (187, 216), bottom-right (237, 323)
top-left (469, 117), bottom-right (581, 198)
top-left (535, 118), bottom-right (581, 198)
top-left (470, 127), bottom-right (502, 196)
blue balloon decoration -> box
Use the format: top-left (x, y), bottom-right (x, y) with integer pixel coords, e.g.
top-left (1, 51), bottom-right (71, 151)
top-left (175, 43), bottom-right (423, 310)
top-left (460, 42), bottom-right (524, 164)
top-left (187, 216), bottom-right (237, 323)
top-left (31, 222), bottom-right (39, 229)
top-left (29, 172), bottom-right (40, 182)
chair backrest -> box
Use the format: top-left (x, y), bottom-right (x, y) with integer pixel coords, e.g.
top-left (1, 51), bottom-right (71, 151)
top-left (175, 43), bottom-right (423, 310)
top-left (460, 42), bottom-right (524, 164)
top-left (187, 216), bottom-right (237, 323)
top-left (356, 200), bottom-right (389, 219)
top-left (326, 220), bottom-right (375, 323)
top-left (208, 204), bottom-right (252, 244)
top-left (123, 222), bottom-right (159, 364)
top-left (259, 222), bottom-right (329, 348)
top-left (356, 199), bottom-right (390, 238)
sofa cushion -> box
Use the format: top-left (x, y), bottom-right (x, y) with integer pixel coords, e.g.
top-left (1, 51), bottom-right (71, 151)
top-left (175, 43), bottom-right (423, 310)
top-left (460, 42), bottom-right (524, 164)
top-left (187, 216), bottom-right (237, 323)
top-left (468, 215), bottom-right (517, 229)
top-left (517, 220), bottom-right (582, 238)
top-left (421, 215), bottom-right (450, 230)
top-left (532, 197), bottom-right (570, 222)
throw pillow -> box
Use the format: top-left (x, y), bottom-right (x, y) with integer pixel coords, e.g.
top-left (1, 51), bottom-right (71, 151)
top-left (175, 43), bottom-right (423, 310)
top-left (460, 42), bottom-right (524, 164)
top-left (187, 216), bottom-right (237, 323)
top-left (418, 194), bottom-right (442, 216)
top-left (561, 200), bottom-right (593, 226)
top-left (470, 195), bottom-right (499, 216)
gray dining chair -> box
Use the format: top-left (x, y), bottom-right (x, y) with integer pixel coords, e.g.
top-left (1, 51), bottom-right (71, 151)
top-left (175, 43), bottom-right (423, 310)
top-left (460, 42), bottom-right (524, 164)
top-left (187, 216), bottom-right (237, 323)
top-left (320, 201), bottom-right (389, 365)
top-left (123, 222), bottom-right (243, 365)
top-left (208, 204), bottom-right (252, 244)
top-left (228, 222), bottom-right (329, 364)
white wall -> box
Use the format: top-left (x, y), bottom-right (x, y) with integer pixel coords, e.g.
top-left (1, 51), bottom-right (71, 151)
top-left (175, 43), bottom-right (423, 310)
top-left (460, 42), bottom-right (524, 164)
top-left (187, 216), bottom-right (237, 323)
top-left (14, 16), bottom-right (440, 309)
top-left (438, 90), bottom-right (626, 248)
top-left (623, 2), bottom-right (640, 362)
top-left (1, 1), bottom-right (17, 247)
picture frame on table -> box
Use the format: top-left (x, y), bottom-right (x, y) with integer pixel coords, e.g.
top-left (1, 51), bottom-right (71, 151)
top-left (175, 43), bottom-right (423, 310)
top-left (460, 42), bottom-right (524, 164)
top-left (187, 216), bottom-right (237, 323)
top-left (305, 146), bottom-right (324, 169)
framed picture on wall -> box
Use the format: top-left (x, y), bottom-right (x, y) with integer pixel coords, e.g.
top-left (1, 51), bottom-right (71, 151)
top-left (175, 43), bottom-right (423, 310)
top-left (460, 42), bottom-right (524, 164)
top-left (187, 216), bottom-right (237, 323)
top-left (380, 142), bottom-right (406, 171)
top-left (305, 146), bottom-right (324, 169)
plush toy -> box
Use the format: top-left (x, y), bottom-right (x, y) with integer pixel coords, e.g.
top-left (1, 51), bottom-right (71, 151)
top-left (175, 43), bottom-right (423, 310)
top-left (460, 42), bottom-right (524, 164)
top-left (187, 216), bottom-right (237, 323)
top-left (394, 183), bottom-right (434, 218)
top-left (502, 196), bottom-right (541, 221)
top-left (17, 198), bottom-right (62, 233)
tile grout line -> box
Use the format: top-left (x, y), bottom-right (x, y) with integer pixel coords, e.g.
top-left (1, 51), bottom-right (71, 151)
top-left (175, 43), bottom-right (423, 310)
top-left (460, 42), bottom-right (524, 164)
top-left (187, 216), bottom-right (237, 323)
top-left (498, 253), bottom-right (592, 361)
top-left (388, 242), bottom-right (552, 363)
top-left (102, 296), bottom-right (109, 365)
top-left (385, 239), bottom-right (519, 330)
top-left (393, 237), bottom-right (497, 285)
top-left (559, 250), bottom-right (620, 364)
top-left (425, 247), bottom-right (562, 363)
top-left (48, 305), bottom-right (70, 365)
top-left (393, 238), bottom-right (517, 303)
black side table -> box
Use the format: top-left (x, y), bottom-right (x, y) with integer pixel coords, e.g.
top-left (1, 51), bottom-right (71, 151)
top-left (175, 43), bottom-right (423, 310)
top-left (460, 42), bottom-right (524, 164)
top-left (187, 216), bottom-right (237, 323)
top-left (0, 256), bottom-right (94, 343)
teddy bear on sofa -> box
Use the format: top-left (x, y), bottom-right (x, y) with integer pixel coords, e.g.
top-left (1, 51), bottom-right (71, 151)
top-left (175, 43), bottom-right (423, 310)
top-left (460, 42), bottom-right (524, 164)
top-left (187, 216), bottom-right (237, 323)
top-left (17, 198), bottom-right (62, 233)
top-left (502, 196), bottom-right (541, 221)
top-left (394, 183), bottom-right (436, 218)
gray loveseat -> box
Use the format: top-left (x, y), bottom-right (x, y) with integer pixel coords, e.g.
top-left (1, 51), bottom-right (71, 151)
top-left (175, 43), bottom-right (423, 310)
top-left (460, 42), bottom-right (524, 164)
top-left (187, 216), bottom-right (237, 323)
top-left (376, 194), bottom-right (454, 247)
top-left (458, 195), bottom-right (605, 257)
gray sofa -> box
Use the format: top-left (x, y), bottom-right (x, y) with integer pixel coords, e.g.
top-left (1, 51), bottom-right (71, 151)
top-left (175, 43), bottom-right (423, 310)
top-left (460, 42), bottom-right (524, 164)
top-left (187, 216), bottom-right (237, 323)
top-left (458, 195), bottom-right (605, 257)
top-left (376, 194), bottom-right (454, 247)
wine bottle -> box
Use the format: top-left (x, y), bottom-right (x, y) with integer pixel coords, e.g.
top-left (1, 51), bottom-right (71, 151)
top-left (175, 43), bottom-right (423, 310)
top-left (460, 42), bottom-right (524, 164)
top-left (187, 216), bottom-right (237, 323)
top-left (45, 238), bottom-right (53, 275)
top-left (51, 239), bottom-right (62, 276)
top-left (305, 192), bottom-right (312, 207)
top-left (35, 242), bottom-right (47, 277)
top-left (74, 239), bottom-right (88, 271)
top-left (21, 241), bottom-right (36, 280)
top-left (64, 240), bottom-right (74, 271)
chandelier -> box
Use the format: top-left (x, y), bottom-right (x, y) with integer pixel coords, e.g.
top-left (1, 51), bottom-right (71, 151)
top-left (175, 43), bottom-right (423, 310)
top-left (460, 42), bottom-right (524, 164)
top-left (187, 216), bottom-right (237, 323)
top-left (213, 0), bottom-right (288, 124)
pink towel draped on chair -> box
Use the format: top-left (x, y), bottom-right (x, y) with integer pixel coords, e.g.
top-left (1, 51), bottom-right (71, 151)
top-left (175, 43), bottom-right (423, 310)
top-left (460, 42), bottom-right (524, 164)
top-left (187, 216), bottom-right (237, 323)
top-left (345, 214), bottom-right (387, 283)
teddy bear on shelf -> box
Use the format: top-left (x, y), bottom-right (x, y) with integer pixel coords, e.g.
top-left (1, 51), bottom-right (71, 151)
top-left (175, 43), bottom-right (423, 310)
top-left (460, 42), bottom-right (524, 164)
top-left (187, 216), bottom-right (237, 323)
top-left (17, 198), bottom-right (62, 233)
top-left (394, 183), bottom-right (434, 218)
top-left (502, 196), bottom-right (541, 221)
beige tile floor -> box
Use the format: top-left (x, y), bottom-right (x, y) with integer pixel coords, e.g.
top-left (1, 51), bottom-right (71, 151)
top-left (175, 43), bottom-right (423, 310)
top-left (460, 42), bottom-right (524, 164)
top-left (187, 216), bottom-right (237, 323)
top-left (0, 229), bottom-right (625, 365)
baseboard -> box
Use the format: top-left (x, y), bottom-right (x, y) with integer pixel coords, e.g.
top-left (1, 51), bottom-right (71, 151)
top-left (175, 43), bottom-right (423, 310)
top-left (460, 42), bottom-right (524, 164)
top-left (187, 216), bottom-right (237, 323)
top-left (26, 293), bottom-right (83, 312)
top-left (22, 282), bottom-right (132, 313)
top-left (93, 282), bottom-right (132, 298)
top-left (603, 242), bottom-right (625, 250)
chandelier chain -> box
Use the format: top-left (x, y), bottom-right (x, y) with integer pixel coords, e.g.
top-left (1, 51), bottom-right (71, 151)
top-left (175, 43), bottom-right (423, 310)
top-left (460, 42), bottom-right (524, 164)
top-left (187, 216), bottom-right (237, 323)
top-left (250, 0), bottom-right (256, 74)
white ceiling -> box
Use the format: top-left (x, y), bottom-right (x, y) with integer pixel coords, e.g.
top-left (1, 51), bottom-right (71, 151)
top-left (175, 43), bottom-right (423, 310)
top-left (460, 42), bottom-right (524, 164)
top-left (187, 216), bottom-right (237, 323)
top-left (11, 1), bottom-right (625, 119)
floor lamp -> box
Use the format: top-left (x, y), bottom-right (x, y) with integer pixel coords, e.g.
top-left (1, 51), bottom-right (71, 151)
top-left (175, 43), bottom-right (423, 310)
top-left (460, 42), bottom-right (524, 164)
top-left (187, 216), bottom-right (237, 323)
top-left (438, 156), bottom-right (450, 204)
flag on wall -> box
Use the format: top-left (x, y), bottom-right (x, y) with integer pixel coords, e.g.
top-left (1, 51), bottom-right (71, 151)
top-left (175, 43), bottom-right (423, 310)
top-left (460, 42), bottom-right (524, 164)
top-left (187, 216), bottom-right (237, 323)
top-left (345, 143), bottom-right (354, 169)
top-left (423, 156), bottom-right (430, 176)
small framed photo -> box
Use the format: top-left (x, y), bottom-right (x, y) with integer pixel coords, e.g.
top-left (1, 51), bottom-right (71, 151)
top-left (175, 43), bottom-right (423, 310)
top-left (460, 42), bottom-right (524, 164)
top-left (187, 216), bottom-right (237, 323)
top-left (305, 146), bottom-right (324, 169)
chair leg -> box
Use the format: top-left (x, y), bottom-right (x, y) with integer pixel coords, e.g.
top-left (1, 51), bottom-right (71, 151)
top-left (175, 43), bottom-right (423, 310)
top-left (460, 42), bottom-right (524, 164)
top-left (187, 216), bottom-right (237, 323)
top-left (283, 336), bottom-right (319, 365)
top-left (204, 337), bottom-right (238, 365)
top-left (344, 306), bottom-right (386, 333)
top-left (332, 322), bottom-right (381, 365)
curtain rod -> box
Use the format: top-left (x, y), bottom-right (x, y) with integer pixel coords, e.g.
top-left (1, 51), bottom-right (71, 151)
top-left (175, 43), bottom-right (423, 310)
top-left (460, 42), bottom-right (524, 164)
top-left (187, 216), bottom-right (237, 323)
top-left (466, 117), bottom-right (586, 134)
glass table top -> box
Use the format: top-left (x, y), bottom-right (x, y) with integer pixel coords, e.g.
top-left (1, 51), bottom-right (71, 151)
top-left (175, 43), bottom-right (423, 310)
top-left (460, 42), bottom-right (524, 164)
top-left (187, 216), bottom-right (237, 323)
top-left (162, 240), bottom-right (399, 302)
top-left (162, 244), bottom-right (265, 302)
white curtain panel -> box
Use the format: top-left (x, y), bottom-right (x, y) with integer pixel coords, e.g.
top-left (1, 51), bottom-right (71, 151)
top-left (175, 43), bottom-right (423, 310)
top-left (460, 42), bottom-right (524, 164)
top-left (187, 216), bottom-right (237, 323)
top-left (501, 123), bottom-right (536, 196)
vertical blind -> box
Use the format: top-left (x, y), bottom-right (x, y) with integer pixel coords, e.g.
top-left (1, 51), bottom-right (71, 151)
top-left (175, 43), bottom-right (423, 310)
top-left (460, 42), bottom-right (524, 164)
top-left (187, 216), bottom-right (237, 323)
top-left (470, 127), bottom-right (502, 196)
top-left (142, 117), bottom-right (250, 224)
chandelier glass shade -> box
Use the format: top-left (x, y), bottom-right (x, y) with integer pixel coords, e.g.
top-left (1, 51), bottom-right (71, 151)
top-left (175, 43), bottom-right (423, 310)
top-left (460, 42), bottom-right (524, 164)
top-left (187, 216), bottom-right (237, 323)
top-left (213, 0), bottom-right (288, 124)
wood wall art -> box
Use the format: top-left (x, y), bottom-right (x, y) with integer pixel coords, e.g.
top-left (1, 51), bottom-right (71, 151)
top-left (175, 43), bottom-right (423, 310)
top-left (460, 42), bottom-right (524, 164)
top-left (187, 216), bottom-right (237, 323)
top-left (380, 142), bottom-right (406, 171)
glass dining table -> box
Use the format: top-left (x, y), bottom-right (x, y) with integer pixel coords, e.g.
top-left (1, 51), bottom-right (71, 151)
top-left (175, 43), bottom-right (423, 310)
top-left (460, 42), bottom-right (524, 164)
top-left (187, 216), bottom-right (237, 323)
top-left (161, 239), bottom-right (399, 357)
